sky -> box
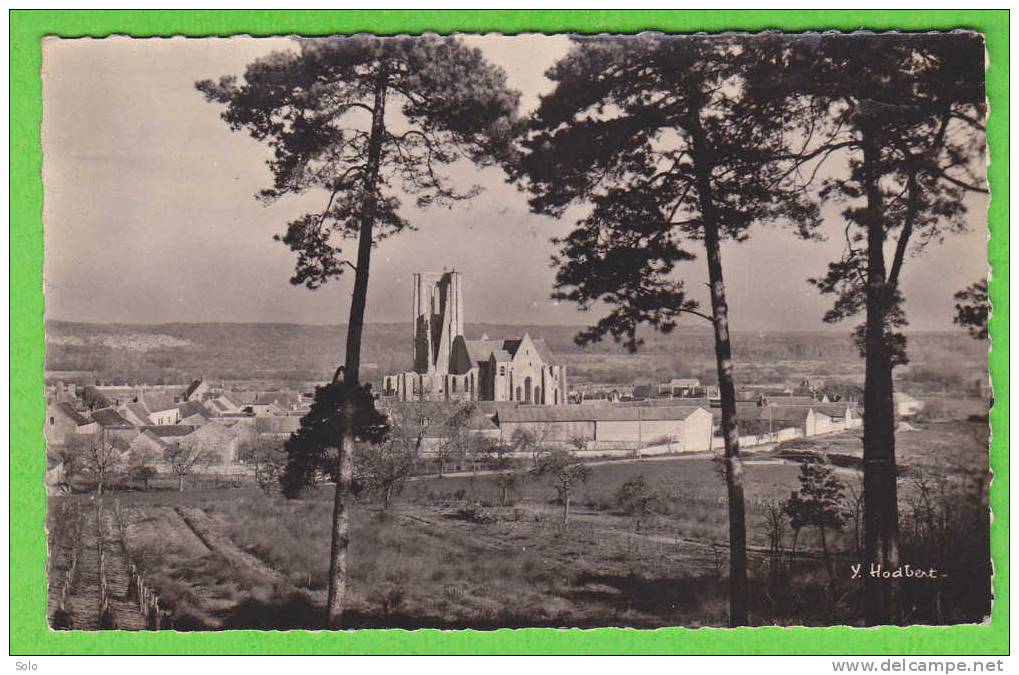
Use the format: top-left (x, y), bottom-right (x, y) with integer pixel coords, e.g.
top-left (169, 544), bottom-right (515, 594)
top-left (41, 35), bottom-right (990, 332)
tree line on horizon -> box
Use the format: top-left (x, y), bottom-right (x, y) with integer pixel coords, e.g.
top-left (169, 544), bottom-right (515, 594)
top-left (196, 31), bottom-right (989, 628)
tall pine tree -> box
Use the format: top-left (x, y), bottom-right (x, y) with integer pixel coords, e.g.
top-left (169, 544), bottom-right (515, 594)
top-left (511, 34), bottom-right (819, 626)
top-left (198, 36), bottom-right (519, 627)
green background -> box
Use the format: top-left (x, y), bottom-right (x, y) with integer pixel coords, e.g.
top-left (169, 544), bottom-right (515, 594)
top-left (10, 10), bottom-right (1009, 655)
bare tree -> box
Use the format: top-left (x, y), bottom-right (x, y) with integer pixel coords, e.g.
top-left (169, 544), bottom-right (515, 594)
top-left (493, 470), bottom-right (520, 507)
top-left (248, 436), bottom-right (287, 495)
top-left (385, 399), bottom-right (444, 456)
top-left (532, 448), bottom-right (590, 525)
top-left (843, 476), bottom-right (865, 558)
top-left (164, 441), bottom-right (211, 492)
top-left (761, 499), bottom-right (788, 576)
top-left (440, 403), bottom-right (482, 473)
top-left (70, 430), bottom-right (126, 496)
top-left (355, 441), bottom-right (416, 510)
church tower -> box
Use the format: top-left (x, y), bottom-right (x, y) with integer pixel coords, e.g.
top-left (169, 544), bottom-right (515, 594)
top-left (412, 270), bottom-right (464, 375)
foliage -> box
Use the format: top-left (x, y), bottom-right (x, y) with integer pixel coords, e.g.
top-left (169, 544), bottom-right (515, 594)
top-left (196, 36), bottom-right (520, 289)
top-left (953, 279), bottom-right (990, 341)
top-left (355, 441), bottom-right (416, 509)
top-left (493, 470), bottom-right (521, 506)
top-left (165, 442), bottom-right (213, 492)
top-left (511, 34), bottom-right (819, 352)
top-left (281, 381), bottom-right (389, 499)
top-left (614, 474), bottom-right (668, 531)
top-left (783, 456), bottom-right (846, 533)
top-left (129, 465), bottom-right (157, 491)
top-left (248, 436), bottom-right (288, 495)
top-left (438, 403), bottom-right (483, 468)
top-left (532, 448), bottom-right (590, 524)
top-left (790, 33), bottom-right (987, 364)
top-left (69, 431), bottom-right (128, 495)
top-left (783, 455), bottom-right (846, 582)
top-left (761, 499), bottom-right (788, 576)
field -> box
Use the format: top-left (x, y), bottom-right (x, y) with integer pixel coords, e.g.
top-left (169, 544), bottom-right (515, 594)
top-left (48, 413), bottom-right (991, 630)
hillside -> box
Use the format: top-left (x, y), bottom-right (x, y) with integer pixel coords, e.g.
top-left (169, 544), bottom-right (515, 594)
top-left (45, 320), bottom-right (987, 392)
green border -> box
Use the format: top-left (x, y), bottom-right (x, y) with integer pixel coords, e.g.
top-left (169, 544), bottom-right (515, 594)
top-left (10, 9), bottom-right (1009, 655)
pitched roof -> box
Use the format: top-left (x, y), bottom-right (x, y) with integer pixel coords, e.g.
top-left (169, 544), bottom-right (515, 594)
top-left (90, 407), bottom-right (134, 428)
top-left (497, 405), bottom-right (707, 424)
top-left (748, 406), bottom-right (815, 424)
top-left (133, 429), bottom-right (170, 449)
top-left (502, 339), bottom-right (522, 356)
top-left (254, 391), bottom-right (300, 408)
top-left (124, 402), bottom-right (153, 425)
top-left (184, 379), bottom-right (204, 399)
top-left (209, 398), bottom-right (231, 413)
top-left (465, 337), bottom-right (558, 365)
top-left (464, 339), bottom-right (501, 364)
top-left (140, 393), bottom-right (177, 412)
top-left (54, 402), bottom-right (90, 426)
top-left (812, 404), bottom-right (855, 419)
top-left (177, 400), bottom-right (212, 420)
top-left (227, 391), bottom-right (257, 405)
top-left (530, 339), bottom-right (558, 365)
top-left (194, 421), bottom-right (238, 439)
top-left (142, 425), bottom-right (197, 438)
top-left (470, 414), bottom-right (499, 431)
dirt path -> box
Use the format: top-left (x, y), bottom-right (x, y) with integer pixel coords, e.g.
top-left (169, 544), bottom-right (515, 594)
top-left (174, 506), bottom-right (283, 582)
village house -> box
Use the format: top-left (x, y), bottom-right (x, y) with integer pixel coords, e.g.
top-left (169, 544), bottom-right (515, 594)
top-left (183, 378), bottom-right (210, 401)
top-left (659, 378), bottom-right (702, 397)
top-left (141, 393), bottom-right (180, 426)
top-left (177, 399), bottom-right (213, 425)
top-left (126, 429), bottom-right (171, 463)
top-left (45, 401), bottom-right (93, 446)
top-left (206, 393), bottom-right (241, 415)
top-left (141, 424), bottom-right (197, 447)
top-left (118, 402), bottom-right (154, 426)
top-left (250, 391), bottom-right (302, 414)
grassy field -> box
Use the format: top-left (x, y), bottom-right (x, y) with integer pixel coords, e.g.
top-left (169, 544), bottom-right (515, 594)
top-left (48, 415), bottom-right (991, 630)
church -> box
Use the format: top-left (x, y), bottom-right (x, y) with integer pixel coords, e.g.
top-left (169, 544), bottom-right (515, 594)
top-left (382, 270), bottom-right (567, 405)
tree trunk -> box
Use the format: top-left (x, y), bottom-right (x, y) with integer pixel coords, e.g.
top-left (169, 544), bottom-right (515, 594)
top-left (819, 525), bottom-right (833, 585)
top-left (689, 117), bottom-right (749, 628)
top-left (177, 473), bottom-right (184, 492)
top-left (860, 126), bottom-right (900, 626)
top-left (326, 68), bottom-right (389, 631)
top-left (562, 492), bottom-right (570, 524)
top-left (384, 483), bottom-right (393, 511)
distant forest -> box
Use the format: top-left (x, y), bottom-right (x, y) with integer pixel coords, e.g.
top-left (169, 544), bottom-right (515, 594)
top-left (45, 320), bottom-right (988, 393)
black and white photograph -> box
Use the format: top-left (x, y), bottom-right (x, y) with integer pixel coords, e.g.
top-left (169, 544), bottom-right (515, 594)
top-left (42, 31), bottom-right (991, 631)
